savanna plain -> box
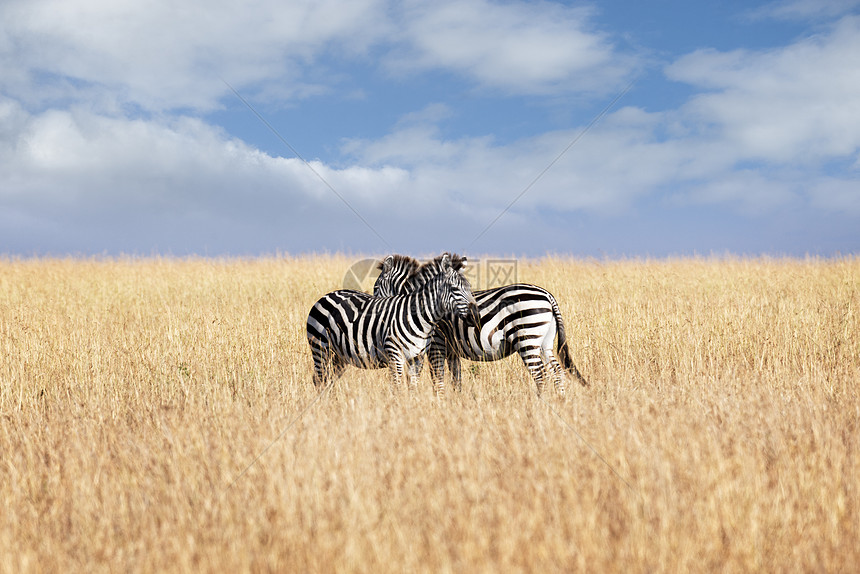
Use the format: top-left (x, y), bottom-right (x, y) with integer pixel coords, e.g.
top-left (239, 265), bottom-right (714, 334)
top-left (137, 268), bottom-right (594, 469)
top-left (0, 255), bottom-right (858, 573)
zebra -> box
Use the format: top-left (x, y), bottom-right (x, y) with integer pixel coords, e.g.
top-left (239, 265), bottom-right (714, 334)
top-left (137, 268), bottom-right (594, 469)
top-left (306, 253), bottom-right (478, 391)
top-left (373, 253), bottom-right (587, 396)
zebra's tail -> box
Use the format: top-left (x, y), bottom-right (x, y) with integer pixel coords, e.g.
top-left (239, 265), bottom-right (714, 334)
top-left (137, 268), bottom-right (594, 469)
top-left (551, 295), bottom-right (588, 387)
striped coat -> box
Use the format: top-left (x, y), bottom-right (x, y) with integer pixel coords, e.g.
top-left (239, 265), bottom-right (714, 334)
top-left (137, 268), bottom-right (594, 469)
top-left (306, 254), bottom-right (477, 390)
top-left (374, 254), bottom-right (587, 396)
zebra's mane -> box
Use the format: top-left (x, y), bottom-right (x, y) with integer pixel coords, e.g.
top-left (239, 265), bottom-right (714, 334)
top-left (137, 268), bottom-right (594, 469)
top-left (407, 252), bottom-right (467, 288)
top-left (376, 254), bottom-right (420, 275)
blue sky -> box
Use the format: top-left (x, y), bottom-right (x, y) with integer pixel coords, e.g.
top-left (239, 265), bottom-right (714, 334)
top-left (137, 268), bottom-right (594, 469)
top-left (1, 0), bottom-right (859, 257)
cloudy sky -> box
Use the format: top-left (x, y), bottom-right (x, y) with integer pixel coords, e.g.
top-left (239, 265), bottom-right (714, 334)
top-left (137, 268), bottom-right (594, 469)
top-left (2, 0), bottom-right (859, 257)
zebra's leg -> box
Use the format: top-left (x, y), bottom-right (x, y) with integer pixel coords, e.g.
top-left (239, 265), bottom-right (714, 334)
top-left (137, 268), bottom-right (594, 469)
top-left (409, 355), bottom-right (425, 378)
top-left (542, 349), bottom-right (566, 398)
top-left (407, 356), bottom-right (423, 391)
top-left (531, 364), bottom-right (549, 396)
top-left (312, 363), bottom-right (327, 387)
top-left (387, 348), bottom-right (407, 388)
top-left (428, 336), bottom-right (448, 397)
top-left (448, 354), bottom-right (463, 393)
top-left (517, 346), bottom-right (548, 396)
top-left (314, 355), bottom-right (345, 388)
top-left (330, 359), bottom-right (347, 382)
top-left (310, 338), bottom-right (334, 387)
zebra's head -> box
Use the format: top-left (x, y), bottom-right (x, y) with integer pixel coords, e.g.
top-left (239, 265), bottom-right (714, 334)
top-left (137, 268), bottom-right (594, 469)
top-left (373, 254), bottom-right (420, 297)
top-left (375, 252), bottom-right (469, 296)
top-left (412, 252), bottom-right (468, 291)
top-left (437, 253), bottom-right (479, 322)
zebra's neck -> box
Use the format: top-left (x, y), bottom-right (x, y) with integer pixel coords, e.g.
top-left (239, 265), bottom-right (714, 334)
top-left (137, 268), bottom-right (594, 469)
top-left (405, 264), bottom-right (443, 293)
top-left (402, 273), bottom-right (449, 326)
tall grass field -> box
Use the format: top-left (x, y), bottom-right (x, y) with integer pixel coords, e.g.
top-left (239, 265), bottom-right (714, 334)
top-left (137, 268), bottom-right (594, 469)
top-left (1, 255), bottom-right (857, 572)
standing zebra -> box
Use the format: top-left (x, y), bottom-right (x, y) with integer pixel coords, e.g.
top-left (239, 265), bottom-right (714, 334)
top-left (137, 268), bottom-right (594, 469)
top-left (306, 253), bottom-right (478, 391)
top-left (374, 254), bottom-right (587, 396)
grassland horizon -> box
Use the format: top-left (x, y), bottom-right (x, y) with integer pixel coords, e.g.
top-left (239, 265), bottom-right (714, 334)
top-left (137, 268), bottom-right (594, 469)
top-left (1, 255), bottom-right (857, 572)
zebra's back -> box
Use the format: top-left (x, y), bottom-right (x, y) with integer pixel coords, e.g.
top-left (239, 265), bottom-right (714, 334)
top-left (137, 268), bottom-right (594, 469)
top-left (437, 283), bottom-right (559, 360)
top-left (307, 289), bottom-right (390, 369)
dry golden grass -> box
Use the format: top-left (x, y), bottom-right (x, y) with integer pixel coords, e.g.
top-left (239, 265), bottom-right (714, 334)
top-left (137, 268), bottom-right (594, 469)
top-left (1, 255), bottom-right (857, 573)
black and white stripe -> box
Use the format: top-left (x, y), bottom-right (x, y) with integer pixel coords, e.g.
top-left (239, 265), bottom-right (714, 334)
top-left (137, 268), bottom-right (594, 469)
top-left (373, 254), bottom-right (587, 396)
top-left (306, 253), bottom-right (477, 390)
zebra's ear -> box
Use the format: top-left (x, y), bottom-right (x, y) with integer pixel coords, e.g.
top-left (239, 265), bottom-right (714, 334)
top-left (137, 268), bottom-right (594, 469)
top-left (377, 255), bottom-right (394, 272)
top-left (440, 252), bottom-right (452, 270)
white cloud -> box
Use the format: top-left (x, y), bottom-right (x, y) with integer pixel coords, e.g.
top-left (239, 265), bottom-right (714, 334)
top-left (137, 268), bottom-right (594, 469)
top-left (0, 0), bottom-right (389, 112)
top-left (342, 107), bottom-right (673, 215)
top-left (747, 0), bottom-right (860, 21)
top-left (0, 102), bottom-right (424, 253)
top-left (391, 0), bottom-right (633, 94)
top-left (346, 14), bottom-right (860, 219)
top-left (681, 171), bottom-right (803, 213)
top-left (1, 1), bottom-right (858, 255)
top-left (809, 176), bottom-right (860, 213)
top-left (667, 16), bottom-right (860, 164)
top-left (1, 0), bottom-right (631, 115)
